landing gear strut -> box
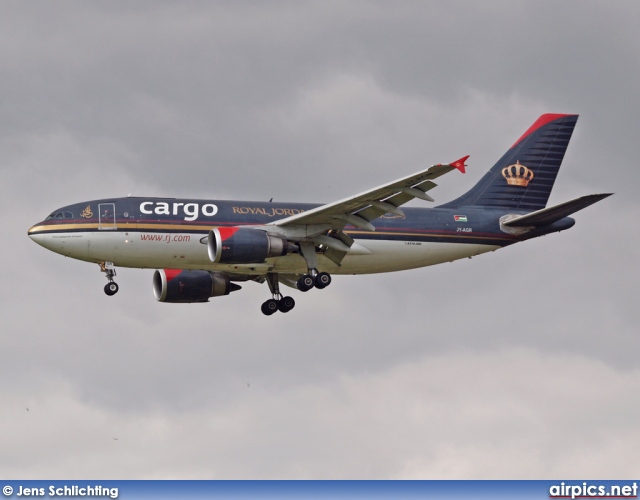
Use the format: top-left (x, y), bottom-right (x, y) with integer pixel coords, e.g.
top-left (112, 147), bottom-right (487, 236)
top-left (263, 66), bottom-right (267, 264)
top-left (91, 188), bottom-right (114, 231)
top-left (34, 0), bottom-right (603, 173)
top-left (100, 262), bottom-right (119, 296)
top-left (261, 273), bottom-right (295, 316)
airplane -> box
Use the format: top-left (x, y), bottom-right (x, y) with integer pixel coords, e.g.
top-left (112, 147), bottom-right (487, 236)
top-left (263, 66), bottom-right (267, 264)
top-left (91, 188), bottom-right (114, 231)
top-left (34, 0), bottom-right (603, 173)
top-left (28, 113), bottom-right (611, 315)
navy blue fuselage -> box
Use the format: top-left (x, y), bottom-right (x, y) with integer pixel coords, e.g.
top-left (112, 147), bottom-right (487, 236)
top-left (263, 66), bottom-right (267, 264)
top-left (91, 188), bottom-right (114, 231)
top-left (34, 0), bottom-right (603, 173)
top-left (33, 197), bottom-right (575, 248)
top-left (28, 113), bottom-right (609, 313)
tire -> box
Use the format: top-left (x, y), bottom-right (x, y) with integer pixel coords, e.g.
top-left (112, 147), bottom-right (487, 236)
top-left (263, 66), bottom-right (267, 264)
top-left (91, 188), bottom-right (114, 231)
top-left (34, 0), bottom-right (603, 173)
top-left (315, 272), bottom-right (331, 289)
top-left (261, 299), bottom-right (279, 316)
top-left (297, 275), bottom-right (315, 292)
top-left (278, 296), bottom-right (295, 313)
top-left (104, 282), bottom-right (119, 296)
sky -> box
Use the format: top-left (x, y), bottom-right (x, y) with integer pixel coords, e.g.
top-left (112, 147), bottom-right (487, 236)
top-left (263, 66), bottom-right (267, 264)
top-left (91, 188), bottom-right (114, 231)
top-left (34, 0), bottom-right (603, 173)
top-left (1, 1), bottom-right (639, 479)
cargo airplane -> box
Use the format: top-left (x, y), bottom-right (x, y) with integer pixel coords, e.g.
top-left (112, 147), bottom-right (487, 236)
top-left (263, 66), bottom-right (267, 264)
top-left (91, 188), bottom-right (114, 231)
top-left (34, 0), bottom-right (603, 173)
top-left (28, 114), bottom-right (610, 315)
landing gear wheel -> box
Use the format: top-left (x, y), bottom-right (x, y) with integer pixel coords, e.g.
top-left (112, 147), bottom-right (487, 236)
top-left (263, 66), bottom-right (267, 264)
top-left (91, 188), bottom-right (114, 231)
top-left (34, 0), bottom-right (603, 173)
top-left (315, 272), bottom-right (332, 289)
top-left (261, 299), bottom-right (279, 316)
top-left (100, 262), bottom-right (118, 297)
top-left (297, 274), bottom-right (315, 292)
top-left (278, 296), bottom-right (295, 313)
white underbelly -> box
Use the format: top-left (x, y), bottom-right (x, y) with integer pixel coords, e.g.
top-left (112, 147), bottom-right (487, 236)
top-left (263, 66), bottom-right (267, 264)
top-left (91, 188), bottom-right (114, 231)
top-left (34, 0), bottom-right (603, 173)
top-left (33, 231), bottom-right (499, 275)
top-left (327, 239), bottom-right (497, 274)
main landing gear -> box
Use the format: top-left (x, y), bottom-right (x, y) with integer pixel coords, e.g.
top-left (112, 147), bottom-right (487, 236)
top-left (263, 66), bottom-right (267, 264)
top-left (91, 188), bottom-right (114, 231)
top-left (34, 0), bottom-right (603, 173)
top-left (295, 241), bottom-right (332, 293)
top-left (100, 262), bottom-right (119, 296)
top-left (260, 240), bottom-right (334, 315)
top-left (296, 271), bottom-right (331, 292)
top-left (260, 270), bottom-right (332, 315)
top-left (261, 273), bottom-right (296, 316)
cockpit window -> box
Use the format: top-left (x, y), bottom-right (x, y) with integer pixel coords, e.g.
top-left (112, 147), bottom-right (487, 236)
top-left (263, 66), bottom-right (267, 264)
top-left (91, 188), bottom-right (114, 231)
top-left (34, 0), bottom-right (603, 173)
top-left (45, 211), bottom-right (74, 220)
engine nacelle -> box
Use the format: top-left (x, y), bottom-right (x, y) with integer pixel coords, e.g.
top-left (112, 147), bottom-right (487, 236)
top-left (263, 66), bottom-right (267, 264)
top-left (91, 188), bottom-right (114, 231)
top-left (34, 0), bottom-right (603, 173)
top-left (153, 269), bottom-right (240, 303)
top-left (208, 227), bottom-right (294, 264)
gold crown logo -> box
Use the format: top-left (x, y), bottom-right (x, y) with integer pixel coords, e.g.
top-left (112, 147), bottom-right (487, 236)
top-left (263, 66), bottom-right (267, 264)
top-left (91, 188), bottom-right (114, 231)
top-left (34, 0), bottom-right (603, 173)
top-left (80, 205), bottom-right (93, 218)
top-left (502, 161), bottom-right (534, 187)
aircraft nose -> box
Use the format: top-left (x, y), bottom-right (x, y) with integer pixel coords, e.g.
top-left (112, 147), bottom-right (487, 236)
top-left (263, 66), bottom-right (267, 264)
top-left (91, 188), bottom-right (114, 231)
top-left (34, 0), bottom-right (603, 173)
top-left (27, 221), bottom-right (64, 254)
top-left (28, 222), bottom-right (46, 245)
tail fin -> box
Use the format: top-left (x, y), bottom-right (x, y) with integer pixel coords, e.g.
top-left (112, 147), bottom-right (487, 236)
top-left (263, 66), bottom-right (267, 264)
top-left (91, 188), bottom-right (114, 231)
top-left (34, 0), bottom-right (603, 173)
top-left (440, 114), bottom-right (578, 210)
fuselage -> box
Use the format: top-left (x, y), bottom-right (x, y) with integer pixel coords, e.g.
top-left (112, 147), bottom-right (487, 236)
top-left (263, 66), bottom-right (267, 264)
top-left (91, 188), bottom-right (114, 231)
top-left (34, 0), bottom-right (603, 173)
top-left (25, 115), bottom-right (605, 316)
top-left (27, 197), bottom-right (574, 276)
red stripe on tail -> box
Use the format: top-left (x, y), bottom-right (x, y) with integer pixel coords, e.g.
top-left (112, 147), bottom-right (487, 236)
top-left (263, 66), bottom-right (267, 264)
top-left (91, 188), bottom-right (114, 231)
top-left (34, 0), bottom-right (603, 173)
top-left (511, 113), bottom-right (574, 149)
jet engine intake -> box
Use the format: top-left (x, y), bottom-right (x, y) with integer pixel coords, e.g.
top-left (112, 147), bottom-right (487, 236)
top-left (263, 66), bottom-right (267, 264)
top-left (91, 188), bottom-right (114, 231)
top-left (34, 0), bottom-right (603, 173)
top-left (208, 227), bottom-right (294, 264)
top-left (153, 269), bottom-right (240, 303)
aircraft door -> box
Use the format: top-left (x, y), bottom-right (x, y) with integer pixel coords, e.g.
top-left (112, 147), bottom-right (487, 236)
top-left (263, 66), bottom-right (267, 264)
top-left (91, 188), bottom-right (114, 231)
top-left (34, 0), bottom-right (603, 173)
top-left (98, 203), bottom-right (117, 230)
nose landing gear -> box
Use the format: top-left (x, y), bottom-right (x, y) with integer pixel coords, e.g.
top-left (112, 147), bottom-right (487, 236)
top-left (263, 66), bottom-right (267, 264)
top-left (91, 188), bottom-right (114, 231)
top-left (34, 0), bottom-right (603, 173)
top-left (100, 262), bottom-right (119, 296)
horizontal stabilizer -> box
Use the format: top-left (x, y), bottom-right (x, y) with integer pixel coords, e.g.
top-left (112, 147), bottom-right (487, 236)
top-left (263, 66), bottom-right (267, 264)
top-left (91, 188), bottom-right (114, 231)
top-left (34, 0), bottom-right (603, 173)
top-left (502, 193), bottom-right (612, 227)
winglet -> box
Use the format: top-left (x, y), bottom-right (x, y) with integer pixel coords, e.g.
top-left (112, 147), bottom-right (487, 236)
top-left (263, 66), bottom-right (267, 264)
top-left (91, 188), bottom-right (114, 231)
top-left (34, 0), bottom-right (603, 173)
top-left (450, 155), bottom-right (469, 173)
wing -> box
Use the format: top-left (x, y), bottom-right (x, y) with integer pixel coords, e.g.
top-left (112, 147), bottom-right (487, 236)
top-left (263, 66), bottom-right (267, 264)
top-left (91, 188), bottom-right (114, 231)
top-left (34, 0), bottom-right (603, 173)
top-left (270, 156), bottom-right (468, 232)
top-left (262, 157), bottom-right (467, 267)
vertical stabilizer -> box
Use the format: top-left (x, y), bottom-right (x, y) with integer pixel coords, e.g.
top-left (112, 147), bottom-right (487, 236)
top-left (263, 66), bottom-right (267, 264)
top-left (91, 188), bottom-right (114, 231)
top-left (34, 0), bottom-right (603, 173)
top-left (440, 114), bottom-right (578, 210)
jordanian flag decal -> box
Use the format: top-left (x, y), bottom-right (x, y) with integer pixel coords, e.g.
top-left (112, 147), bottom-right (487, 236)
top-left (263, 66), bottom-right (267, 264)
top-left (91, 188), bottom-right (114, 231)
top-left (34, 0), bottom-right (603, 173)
top-left (454, 215), bottom-right (467, 222)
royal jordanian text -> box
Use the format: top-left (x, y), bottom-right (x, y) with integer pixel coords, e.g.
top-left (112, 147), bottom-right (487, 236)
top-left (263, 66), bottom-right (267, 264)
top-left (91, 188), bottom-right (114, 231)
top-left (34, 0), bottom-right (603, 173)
top-left (231, 206), bottom-right (305, 217)
top-left (13, 485), bottom-right (118, 498)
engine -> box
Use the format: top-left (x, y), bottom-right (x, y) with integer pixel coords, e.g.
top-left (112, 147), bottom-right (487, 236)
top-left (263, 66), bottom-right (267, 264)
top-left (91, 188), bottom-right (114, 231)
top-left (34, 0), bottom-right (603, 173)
top-left (153, 269), bottom-right (240, 303)
top-left (208, 227), bottom-right (295, 264)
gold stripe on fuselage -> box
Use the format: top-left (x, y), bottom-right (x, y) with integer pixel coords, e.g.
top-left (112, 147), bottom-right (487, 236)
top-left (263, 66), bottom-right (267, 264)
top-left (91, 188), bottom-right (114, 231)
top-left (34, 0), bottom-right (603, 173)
top-left (28, 222), bottom-right (214, 234)
top-left (28, 221), bottom-right (513, 243)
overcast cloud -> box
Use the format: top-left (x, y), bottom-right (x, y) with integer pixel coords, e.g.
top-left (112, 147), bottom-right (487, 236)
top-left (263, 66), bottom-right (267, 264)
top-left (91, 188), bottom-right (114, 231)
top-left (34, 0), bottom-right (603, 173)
top-left (1, 1), bottom-right (639, 479)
